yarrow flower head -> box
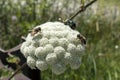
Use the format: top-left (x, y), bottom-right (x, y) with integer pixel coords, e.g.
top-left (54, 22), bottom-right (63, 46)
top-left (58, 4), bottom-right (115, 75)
top-left (20, 21), bottom-right (86, 75)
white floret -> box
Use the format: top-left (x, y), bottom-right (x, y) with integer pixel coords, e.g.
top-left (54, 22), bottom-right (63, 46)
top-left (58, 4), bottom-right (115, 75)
top-left (44, 44), bottom-right (54, 54)
top-left (51, 22), bottom-right (71, 31)
top-left (54, 31), bottom-right (63, 38)
top-left (20, 42), bottom-right (27, 54)
top-left (42, 31), bottom-right (51, 39)
top-left (28, 45), bottom-right (36, 57)
top-left (67, 34), bottom-right (80, 45)
top-left (48, 31), bottom-right (56, 38)
top-left (31, 40), bottom-right (39, 47)
top-left (21, 47), bottom-right (30, 58)
top-left (27, 56), bottom-right (36, 69)
top-left (67, 43), bottom-right (76, 54)
top-left (35, 47), bottom-right (46, 58)
top-left (70, 57), bottom-right (81, 70)
top-left (46, 53), bottom-right (57, 65)
top-left (61, 30), bottom-right (70, 37)
top-left (39, 38), bottom-right (49, 46)
top-left (49, 37), bottom-right (59, 47)
top-left (45, 22), bottom-right (65, 31)
top-left (59, 38), bottom-right (69, 49)
top-left (52, 62), bottom-right (66, 75)
top-left (64, 52), bottom-right (72, 65)
top-left (36, 60), bottom-right (48, 71)
top-left (20, 41), bottom-right (32, 53)
top-left (54, 46), bottom-right (65, 58)
top-left (76, 44), bottom-right (85, 56)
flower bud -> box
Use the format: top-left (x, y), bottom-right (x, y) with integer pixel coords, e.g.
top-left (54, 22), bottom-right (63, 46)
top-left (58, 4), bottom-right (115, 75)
top-left (27, 56), bottom-right (36, 69)
top-left (52, 62), bottom-right (66, 75)
top-left (46, 53), bottom-right (57, 65)
top-left (35, 47), bottom-right (46, 58)
top-left (54, 46), bottom-right (65, 58)
top-left (36, 60), bottom-right (48, 71)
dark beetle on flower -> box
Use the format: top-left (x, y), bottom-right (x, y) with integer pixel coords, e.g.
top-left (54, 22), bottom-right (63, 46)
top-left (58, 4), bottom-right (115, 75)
top-left (64, 19), bottom-right (76, 30)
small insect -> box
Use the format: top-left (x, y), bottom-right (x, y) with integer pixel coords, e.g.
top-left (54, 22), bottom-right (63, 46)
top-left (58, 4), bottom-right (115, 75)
top-left (77, 34), bottom-right (86, 45)
top-left (64, 19), bottom-right (76, 30)
top-left (29, 27), bottom-right (41, 36)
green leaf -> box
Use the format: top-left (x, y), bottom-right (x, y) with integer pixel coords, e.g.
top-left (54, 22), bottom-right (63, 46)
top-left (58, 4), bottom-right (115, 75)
top-left (6, 55), bottom-right (20, 64)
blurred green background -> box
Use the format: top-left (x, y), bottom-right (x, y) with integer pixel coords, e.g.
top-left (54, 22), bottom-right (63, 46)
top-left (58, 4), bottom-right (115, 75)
top-left (0, 0), bottom-right (120, 80)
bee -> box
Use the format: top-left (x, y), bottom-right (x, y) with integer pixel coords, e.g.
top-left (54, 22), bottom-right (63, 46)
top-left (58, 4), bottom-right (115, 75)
top-left (77, 34), bottom-right (86, 45)
top-left (29, 27), bottom-right (41, 36)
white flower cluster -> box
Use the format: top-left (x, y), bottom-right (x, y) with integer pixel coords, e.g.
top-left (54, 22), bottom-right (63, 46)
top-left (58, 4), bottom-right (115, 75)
top-left (20, 22), bottom-right (85, 75)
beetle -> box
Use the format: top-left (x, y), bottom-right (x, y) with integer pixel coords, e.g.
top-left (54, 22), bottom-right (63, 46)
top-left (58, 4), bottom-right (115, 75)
top-left (64, 19), bottom-right (76, 30)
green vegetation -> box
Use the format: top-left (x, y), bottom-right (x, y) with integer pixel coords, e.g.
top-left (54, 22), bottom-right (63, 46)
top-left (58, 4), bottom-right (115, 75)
top-left (0, 0), bottom-right (120, 80)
